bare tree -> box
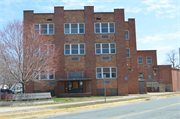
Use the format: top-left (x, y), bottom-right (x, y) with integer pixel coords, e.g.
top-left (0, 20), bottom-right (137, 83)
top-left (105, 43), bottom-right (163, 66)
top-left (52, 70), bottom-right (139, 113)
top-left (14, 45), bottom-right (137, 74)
top-left (165, 50), bottom-right (179, 68)
top-left (0, 20), bottom-right (59, 93)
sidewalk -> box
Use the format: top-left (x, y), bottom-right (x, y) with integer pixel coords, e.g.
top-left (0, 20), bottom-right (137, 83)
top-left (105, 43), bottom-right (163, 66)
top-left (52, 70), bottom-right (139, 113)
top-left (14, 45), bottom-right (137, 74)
top-left (0, 92), bottom-right (179, 118)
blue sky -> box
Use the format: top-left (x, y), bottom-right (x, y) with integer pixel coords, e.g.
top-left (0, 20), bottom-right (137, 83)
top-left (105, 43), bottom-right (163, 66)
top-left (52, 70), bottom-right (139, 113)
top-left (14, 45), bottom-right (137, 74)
top-left (0, 0), bottom-right (179, 65)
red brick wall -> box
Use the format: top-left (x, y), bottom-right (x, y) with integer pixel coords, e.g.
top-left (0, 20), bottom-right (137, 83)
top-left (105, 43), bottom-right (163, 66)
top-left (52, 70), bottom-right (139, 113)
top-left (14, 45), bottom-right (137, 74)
top-left (171, 69), bottom-right (180, 91)
top-left (114, 9), bottom-right (128, 95)
top-left (84, 6), bottom-right (96, 95)
top-left (54, 7), bottom-right (65, 96)
top-left (128, 19), bottom-right (139, 94)
top-left (137, 50), bottom-right (158, 82)
top-left (24, 10), bottom-right (34, 93)
top-left (158, 65), bottom-right (172, 84)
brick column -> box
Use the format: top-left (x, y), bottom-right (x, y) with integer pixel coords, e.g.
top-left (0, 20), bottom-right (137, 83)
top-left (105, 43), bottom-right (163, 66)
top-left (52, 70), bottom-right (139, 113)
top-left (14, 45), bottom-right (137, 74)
top-left (23, 10), bottom-right (34, 93)
top-left (114, 9), bottom-right (128, 95)
top-left (54, 7), bottom-right (65, 97)
top-left (128, 19), bottom-right (139, 93)
top-left (84, 6), bottom-right (96, 96)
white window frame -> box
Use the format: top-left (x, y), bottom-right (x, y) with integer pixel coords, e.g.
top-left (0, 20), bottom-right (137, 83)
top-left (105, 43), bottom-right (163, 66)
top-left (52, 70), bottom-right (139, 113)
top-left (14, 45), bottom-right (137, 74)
top-left (146, 57), bottom-right (152, 64)
top-left (125, 30), bottom-right (129, 40)
top-left (33, 24), bottom-right (54, 35)
top-left (95, 43), bottom-right (116, 55)
top-left (64, 43), bottom-right (85, 55)
top-left (138, 57), bottom-right (143, 64)
top-left (34, 44), bottom-right (55, 56)
top-left (94, 22), bottom-right (115, 34)
top-left (34, 69), bottom-right (55, 80)
top-left (64, 23), bottom-right (85, 34)
top-left (126, 48), bottom-right (130, 58)
top-left (96, 67), bottom-right (117, 79)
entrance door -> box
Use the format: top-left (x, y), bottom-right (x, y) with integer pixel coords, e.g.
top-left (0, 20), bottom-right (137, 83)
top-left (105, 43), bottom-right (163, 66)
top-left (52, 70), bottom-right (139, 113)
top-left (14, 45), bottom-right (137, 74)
top-left (139, 81), bottom-right (145, 94)
top-left (68, 81), bottom-right (83, 93)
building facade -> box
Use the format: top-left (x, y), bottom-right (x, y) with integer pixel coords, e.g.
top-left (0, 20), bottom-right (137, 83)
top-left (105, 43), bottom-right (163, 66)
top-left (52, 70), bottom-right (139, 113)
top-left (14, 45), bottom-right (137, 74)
top-left (24, 6), bottom-right (179, 97)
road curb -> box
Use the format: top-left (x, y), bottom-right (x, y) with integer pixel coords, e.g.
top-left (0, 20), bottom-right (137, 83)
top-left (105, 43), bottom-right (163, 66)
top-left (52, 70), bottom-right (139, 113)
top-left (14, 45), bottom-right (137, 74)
top-left (1, 95), bottom-right (179, 119)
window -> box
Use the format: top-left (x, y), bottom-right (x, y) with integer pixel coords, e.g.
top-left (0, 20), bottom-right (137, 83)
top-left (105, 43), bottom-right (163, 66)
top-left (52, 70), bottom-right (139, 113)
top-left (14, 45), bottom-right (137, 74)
top-left (148, 72), bottom-right (153, 80)
top-left (34, 69), bottom-right (55, 80)
top-left (95, 43), bottom-right (116, 54)
top-left (71, 57), bottom-right (79, 61)
top-left (64, 44), bottom-right (85, 55)
top-left (147, 57), bottom-right (152, 64)
top-left (101, 35), bottom-right (109, 38)
top-left (64, 23), bottom-right (85, 34)
top-left (138, 57), bottom-right (143, 64)
top-left (96, 67), bottom-right (117, 79)
top-left (94, 22), bottom-right (115, 33)
top-left (34, 24), bottom-right (54, 35)
top-left (126, 48), bottom-right (130, 58)
top-left (125, 30), bottom-right (129, 40)
top-left (35, 44), bottom-right (55, 56)
top-left (68, 72), bottom-right (83, 78)
top-left (139, 73), bottom-right (144, 80)
top-left (102, 57), bottom-right (110, 60)
top-left (144, 65), bottom-right (149, 68)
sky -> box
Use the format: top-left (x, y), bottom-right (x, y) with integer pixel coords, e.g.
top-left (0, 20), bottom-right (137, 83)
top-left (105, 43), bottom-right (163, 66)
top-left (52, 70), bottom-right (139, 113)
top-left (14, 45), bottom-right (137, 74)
top-left (0, 0), bottom-right (179, 65)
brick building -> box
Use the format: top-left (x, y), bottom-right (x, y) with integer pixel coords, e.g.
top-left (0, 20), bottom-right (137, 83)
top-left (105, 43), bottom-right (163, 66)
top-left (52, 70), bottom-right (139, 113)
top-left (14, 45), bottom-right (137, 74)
top-left (24, 6), bottom-right (180, 97)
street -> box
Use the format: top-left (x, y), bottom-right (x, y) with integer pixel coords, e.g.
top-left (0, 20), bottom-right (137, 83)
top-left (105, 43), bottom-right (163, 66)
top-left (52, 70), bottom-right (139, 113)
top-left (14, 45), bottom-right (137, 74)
top-left (41, 96), bottom-right (180, 119)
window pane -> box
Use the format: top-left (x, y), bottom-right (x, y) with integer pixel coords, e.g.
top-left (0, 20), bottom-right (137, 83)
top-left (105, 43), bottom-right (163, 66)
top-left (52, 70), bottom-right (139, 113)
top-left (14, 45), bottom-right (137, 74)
top-left (102, 44), bottom-right (109, 48)
top-left (103, 49), bottom-right (109, 53)
top-left (103, 68), bottom-right (110, 72)
top-left (65, 50), bottom-right (70, 54)
top-left (71, 24), bottom-right (77, 28)
top-left (65, 24), bottom-right (69, 28)
top-left (102, 23), bottom-right (108, 33)
top-left (79, 24), bottom-right (84, 28)
top-left (72, 50), bottom-right (78, 54)
top-left (110, 23), bottom-right (114, 27)
top-left (97, 68), bottom-right (101, 72)
top-left (111, 49), bottom-right (115, 53)
top-left (96, 49), bottom-right (100, 54)
top-left (49, 24), bottom-right (53, 28)
top-left (95, 23), bottom-right (100, 28)
top-left (65, 28), bottom-right (69, 33)
top-left (111, 44), bottom-right (115, 48)
top-left (96, 28), bottom-right (100, 33)
top-left (112, 68), bottom-right (116, 72)
top-left (79, 29), bottom-right (84, 33)
top-left (34, 24), bottom-right (39, 29)
top-left (102, 23), bottom-right (108, 27)
top-left (49, 29), bottom-right (53, 34)
top-left (103, 73), bottom-right (110, 78)
top-left (80, 44), bottom-right (84, 48)
top-left (112, 73), bottom-right (116, 78)
top-left (41, 24), bottom-right (47, 29)
top-left (72, 44), bottom-right (78, 49)
top-left (65, 44), bottom-right (70, 49)
top-left (80, 49), bottom-right (84, 54)
top-left (97, 73), bottom-right (102, 78)
top-left (96, 44), bottom-right (100, 48)
top-left (71, 29), bottom-right (78, 33)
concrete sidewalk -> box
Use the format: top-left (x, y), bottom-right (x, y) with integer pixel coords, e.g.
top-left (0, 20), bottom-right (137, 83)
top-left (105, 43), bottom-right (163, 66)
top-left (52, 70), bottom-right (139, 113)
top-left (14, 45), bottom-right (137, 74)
top-left (0, 92), bottom-right (179, 114)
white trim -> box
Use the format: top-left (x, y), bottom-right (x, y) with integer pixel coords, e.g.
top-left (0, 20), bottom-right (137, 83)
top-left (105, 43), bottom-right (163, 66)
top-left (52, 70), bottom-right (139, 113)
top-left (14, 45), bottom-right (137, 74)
top-left (125, 30), bottom-right (129, 40)
top-left (146, 56), bottom-right (152, 64)
top-left (95, 43), bottom-right (116, 55)
top-left (96, 67), bottom-right (117, 79)
top-left (64, 23), bottom-right (85, 34)
top-left (33, 23), bottom-right (54, 35)
top-left (64, 43), bottom-right (85, 55)
top-left (138, 57), bottom-right (143, 64)
top-left (126, 48), bottom-right (130, 58)
top-left (94, 22), bottom-right (115, 34)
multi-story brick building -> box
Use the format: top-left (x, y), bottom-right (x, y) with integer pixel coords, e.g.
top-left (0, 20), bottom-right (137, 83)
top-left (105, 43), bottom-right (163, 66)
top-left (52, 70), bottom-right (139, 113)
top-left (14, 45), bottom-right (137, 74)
top-left (24, 6), bottom-right (180, 97)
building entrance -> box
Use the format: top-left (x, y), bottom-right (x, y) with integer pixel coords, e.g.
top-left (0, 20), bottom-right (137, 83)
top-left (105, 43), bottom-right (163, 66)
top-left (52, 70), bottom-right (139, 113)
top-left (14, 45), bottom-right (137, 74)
top-left (68, 81), bottom-right (83, 93)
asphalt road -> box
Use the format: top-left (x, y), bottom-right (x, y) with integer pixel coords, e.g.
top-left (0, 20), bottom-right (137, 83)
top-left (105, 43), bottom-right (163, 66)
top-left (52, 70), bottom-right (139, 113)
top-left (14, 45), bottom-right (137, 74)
top-left (41, 96), bottom-right (180, 119)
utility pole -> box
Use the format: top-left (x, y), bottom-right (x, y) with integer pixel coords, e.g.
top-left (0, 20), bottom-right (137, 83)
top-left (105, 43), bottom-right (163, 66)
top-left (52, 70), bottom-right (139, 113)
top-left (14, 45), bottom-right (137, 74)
top-left (103, 75), bottom-right (106, 103)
